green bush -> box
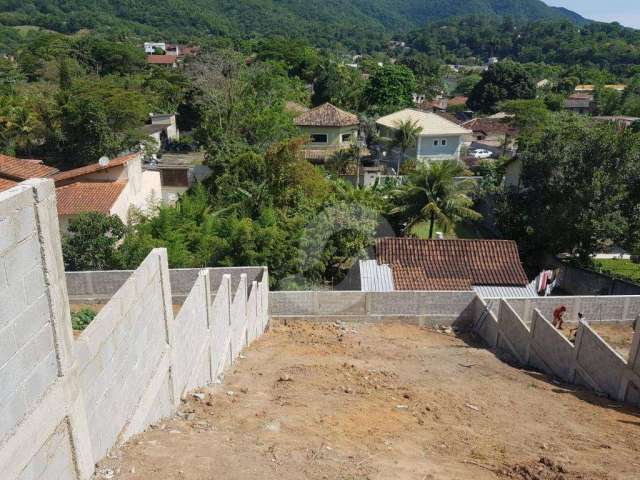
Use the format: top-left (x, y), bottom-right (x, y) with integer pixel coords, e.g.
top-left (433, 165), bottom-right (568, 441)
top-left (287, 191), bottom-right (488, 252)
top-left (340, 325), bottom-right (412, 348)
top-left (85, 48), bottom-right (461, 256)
top-left (71, 308), bottom-right (97, 331)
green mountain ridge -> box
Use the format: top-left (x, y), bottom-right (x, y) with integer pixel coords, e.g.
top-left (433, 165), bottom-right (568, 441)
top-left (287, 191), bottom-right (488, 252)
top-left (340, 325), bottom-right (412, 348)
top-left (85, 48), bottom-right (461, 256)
top-left (0, 0), bottom-right (587, 49)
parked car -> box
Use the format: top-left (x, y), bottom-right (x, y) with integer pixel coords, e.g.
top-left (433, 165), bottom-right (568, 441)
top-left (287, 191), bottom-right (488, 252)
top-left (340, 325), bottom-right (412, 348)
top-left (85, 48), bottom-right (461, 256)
top-left (470, 148), bottom-right (494, 159)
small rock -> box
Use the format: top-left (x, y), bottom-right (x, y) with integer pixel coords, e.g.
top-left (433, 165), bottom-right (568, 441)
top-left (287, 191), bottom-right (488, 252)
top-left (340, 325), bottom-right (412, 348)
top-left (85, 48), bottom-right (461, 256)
top-left (169, 430), bottom-right (182, 434)
top-left (278, 374), bottom-right (293, 382)
top-left (192, 393), bottom-right (205, 400)
top-left (465, 403), bottom-right (480, 412)
top-left (226, 391), bottom-right (235, 396)
top-left (395, 405), bottom-right (409, 410)
top-left (240, 387), bottom-right (249, 394)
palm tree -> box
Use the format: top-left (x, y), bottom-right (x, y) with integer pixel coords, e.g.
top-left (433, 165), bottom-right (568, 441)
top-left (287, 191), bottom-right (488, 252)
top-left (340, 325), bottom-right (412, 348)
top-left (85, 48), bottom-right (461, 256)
top-left (390, 161), bottom-right (482, 239)
top-left (390, 119), bottom-right (422, 176)
top-left (327, 143), bottom-right (361, 182)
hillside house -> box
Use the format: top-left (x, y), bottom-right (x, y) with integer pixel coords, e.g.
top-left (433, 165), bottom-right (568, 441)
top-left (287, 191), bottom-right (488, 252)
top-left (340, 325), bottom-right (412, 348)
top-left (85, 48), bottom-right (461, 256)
top-left (376, 108), bottom-right (471, 164)
top-left (146, 55), bottom-right (179, 68)
top-left (0, 154), bottom-right (59, 193)
top-left (564, 94), bottom-right (595, 115)
top-left (359, 238), bottom-right (536, 297)
top-left (141, 113), bottom-right (180, 149)
top-left (294, 103), bottom-right (360, 163)
top-left (52, 153), bottom-right (161, 231)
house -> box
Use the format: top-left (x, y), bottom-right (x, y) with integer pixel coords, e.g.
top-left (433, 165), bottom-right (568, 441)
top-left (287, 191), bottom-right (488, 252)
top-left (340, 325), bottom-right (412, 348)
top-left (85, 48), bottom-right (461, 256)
top-left (144, 42), bottom-right (166, 54)
top-left (575, 84), bottom-right (626, 94)
top-left (293, 103), bottom-right (360, 163)
top-left (376, 108), bottom-right (471, 163)
top-left (141, 113), bottom-right (180, 149)
top-left (593, 116), bottom-right (640, 128)
top-left (564, 94), bottom-right (595, 115)
top-left (52, 153), bottom-right (161, 231)
top-left (463, 117), bottom-right (518, 150)
top-left (146, 55), bottom-right (179, 68)
top-left (0, 154), bottom-right (59, 192)
top-left (146, 151), bottom-right (211, 203)
top-left (359, 237), bottom-right (536, 297)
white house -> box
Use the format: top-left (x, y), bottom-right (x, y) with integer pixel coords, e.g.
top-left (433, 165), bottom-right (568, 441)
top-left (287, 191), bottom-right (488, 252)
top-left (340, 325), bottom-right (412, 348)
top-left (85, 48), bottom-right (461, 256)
top-left (53, 153), bottom-right (162, 231)
top-left (376, 108), bottom-right (471, 163)
top-left (144, 42), bottom-right (166, 54)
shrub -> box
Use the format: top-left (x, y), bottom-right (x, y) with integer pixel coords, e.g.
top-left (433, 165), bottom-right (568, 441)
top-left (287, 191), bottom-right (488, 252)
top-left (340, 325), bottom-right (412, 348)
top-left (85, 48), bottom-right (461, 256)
top-left (71, 308), bottom-right (97, 331)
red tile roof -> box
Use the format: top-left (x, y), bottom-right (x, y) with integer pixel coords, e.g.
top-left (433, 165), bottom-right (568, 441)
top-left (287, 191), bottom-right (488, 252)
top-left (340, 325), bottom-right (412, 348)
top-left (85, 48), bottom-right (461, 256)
top-left (53, 153), bottom-right (138, 184)
top-left (56, 182), bottom-right (125, 216)
top-left (0, 154), bottom-right (59, 181)
top-left (376, 238), bottom-right (528, 291)
top-left (0, 178), bottom-right (18, 193)
top-left (147, 55), bottom-right (178, 65)
top-left (463, 117), bottom-right (517, 136)
top-left (447, 96), bottom-right (468, 107)
top-left (294, 103), bottom-right (358, 127)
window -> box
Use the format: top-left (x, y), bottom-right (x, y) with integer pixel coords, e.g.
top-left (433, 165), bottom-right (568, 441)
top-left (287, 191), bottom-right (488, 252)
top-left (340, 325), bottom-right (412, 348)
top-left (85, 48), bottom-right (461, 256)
top-left (341, 133), bottom-right (352, 143)
top-left (310, 133), bottom-right (328, 143)
top-left (441, 139), bottom-right (447, 146)
top-left (433, 140), bottom-right (439, 146)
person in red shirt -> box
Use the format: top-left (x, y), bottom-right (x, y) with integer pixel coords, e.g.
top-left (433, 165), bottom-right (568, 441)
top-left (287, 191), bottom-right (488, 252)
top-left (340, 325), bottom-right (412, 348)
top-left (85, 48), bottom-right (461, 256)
top-left (553, 305), bottom-right (567, 330)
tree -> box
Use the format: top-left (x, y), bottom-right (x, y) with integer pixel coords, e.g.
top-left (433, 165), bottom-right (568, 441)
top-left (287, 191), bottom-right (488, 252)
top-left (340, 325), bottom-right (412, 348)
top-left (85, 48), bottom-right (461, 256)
top-left (391, 161), bottom-right (481, 239)
top-left (468, 61), bottom-right (536, 113)
top-left (312, 61), bottom-right (365, 112)
top-left (454, 74), bottom-right (482, 96)
top-left (390, 119), bottom-right (422, 176)
top-left (62, 213), bottom-right (126, 271)
top-left (363, 64), bottom-right (416, 115)
top-left (496, 114), bottom-right (638, 262)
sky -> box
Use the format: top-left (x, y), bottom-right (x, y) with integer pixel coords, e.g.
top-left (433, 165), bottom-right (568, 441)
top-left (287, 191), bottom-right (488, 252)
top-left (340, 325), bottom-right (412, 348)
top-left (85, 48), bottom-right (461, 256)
top-left (546, 0), bottom-right (640, 28)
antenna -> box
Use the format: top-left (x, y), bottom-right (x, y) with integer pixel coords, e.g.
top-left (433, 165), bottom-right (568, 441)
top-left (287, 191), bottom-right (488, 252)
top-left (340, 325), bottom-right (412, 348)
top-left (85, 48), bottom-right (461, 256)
top-left (98, 156), bottom-right (110, 166)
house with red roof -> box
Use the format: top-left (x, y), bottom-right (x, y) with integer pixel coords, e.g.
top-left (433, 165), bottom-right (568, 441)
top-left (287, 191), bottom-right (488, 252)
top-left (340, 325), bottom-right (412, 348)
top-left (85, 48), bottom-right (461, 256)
top-left (52, 153), bottom-right (161, 231)
top-left (358, 237), bottom-right (536, 297)
top-left (0, 155), bottom-right (59, 192)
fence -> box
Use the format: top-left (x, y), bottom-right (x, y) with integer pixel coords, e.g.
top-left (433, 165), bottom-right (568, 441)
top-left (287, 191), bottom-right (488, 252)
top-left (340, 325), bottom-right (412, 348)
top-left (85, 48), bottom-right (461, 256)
top-left (269, 290), bottom-right (477, 325)
top-left (470, 297), bottom-right (640, 406)
top-left (0, 179), bottom-right (270, 480)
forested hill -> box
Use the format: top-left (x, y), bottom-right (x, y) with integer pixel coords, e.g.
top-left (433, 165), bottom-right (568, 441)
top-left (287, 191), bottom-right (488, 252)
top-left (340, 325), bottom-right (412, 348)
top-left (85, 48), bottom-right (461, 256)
top-left (0, 0), bottom-right (586, 50)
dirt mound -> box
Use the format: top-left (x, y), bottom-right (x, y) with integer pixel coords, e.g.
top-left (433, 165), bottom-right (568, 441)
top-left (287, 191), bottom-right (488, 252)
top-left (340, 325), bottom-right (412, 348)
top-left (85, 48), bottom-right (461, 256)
top-left (499, 456), bottom-right (605, 479)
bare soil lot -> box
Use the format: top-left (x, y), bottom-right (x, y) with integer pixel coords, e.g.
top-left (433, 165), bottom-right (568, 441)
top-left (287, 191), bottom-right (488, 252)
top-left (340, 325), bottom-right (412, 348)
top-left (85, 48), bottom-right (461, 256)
top-left (558, 322), bottom-right (636, 361)
top-left (96, 321), bottom-right (640, 480)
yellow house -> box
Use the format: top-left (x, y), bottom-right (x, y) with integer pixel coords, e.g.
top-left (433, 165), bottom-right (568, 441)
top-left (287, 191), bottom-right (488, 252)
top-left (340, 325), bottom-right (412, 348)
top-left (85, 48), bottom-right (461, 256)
top-left (294, 103), bottom-right (359, 163)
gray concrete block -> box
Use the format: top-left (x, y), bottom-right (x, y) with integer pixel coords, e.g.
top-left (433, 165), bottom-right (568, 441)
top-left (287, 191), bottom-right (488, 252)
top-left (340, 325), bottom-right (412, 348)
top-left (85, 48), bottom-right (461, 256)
top-left (269, 291), bottom-right (316, 316)
top-left (316, 292), bottom-right (366, 315)
top-left (576, 323), bottom-right (627, 398)
top-left (497, 300), bottom-right (530, 364)
top-left (12, 296), bottom-right (50, 350)
top-left (0, 389), bottom-right (27, 443)
top-left (3, 237), bottom-right (40, 283)
top-left (530, 310), bottom-right (575, 382)
top-left (0, 280), bottom-right (28, 331)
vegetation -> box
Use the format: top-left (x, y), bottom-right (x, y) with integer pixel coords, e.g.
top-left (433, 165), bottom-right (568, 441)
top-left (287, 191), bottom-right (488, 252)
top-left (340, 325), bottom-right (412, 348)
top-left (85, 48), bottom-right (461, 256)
top-left (0, 2), bottom-right (585, 53)
top-left (594, 259), bottom-right (640, 285)
top-left (468, 61), bottom-right (536, 113)
top-left (495, 114), bottom-right (640, 263)
top-left (390, 161), bottom-right (481, 239)
top-left (71, 308), bottom-right (97, 331)
top-left (389, 119), bottom-right (422, 176)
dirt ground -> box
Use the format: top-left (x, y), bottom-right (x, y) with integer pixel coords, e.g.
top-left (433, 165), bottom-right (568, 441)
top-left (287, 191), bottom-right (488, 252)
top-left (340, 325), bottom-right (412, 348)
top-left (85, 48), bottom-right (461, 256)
top-left (557, 322), bottom-right (636, 361)
top-left (95, 321), bottom-right (640, 480)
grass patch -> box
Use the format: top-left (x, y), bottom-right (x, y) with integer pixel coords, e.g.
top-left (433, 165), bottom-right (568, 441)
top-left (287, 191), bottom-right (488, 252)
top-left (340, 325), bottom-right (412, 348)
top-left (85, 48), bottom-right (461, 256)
top-left (593, 259), bottom-right (640, 284)
top-left (410, 221), bottom-right (487, 240)
top-left (71, 308), bottom-right (97, 331)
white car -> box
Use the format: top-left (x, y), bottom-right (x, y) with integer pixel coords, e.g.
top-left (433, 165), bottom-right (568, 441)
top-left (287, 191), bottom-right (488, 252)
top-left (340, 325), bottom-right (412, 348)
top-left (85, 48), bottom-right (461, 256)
top-left (470, 148), bottom-right (494, 159)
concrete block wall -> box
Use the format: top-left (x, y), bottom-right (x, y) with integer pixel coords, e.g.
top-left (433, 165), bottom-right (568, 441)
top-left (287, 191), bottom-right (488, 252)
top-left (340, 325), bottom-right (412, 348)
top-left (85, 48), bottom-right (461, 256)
top-left (74, 249), bottom-right (174, 461)
top-left (0, 179), bottom-right (270, 480)
top-left (65, 266), bottom-right (265, 304)
top-left (489, 296), bottom-right (640, 324)
top-left (269, 290), bottom-right (477, 325)
top-left (173, 271), bottom-right (212, 397)
top-left (471, 297), bottom-right (640, 407)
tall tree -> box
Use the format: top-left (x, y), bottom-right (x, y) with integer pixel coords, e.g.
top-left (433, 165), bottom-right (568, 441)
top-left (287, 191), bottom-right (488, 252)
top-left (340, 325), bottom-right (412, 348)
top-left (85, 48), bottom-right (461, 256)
top-left (391, 161), bottom-right (481, 238)
top-left (62, 213), bottom-right (126, 271)
top-left (363, 64), bottom-right (416, 115)
top-left (390, 119), bottom-right (422, 176)
top-left (468, 61), bottom-right (536, 113)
